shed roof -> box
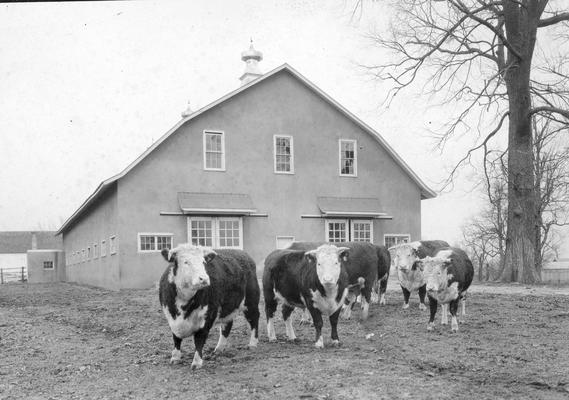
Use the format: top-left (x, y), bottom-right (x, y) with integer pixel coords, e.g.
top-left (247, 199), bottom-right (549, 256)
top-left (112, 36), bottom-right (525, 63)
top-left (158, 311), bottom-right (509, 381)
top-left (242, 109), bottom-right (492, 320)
top-left (178, 192), bottom-right (257, 215)
top-left (57, 64), bottom-right (436, 235)
top-left (317, 196), bottom-right (386, 218)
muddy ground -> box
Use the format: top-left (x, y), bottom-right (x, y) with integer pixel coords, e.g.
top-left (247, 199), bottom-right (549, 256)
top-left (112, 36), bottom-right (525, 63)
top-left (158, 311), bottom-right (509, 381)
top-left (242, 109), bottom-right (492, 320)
top-left (1, 280), bottom-right (569, 400)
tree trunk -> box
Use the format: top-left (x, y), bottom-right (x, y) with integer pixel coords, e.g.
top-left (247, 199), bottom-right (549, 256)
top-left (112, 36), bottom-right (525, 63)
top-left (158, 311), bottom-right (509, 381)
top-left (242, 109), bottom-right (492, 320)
top-left (501, 3), bottom-right (541, 284)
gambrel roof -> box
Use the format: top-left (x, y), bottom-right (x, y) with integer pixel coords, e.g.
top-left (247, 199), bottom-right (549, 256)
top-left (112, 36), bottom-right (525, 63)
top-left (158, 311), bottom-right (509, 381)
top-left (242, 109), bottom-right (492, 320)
top-left (57, 64), bottom-right (436, 235)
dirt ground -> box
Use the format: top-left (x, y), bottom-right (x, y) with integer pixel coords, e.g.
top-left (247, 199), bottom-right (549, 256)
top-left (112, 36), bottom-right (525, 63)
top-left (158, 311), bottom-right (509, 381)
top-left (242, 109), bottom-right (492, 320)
top-left (1, 280), bottom-right (569, 400)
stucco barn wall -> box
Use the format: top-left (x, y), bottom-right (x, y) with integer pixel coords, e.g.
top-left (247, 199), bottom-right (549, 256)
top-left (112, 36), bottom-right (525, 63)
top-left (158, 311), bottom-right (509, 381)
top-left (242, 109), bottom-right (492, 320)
top-left (116, 70), bottom-right (422, 288)
top-left (63, 184), bottom-right (120, 290)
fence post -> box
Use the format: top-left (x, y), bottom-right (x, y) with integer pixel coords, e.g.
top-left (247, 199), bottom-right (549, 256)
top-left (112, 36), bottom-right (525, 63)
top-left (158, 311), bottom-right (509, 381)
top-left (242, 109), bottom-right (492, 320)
top-left (21, 266), bottom-right (25, 282)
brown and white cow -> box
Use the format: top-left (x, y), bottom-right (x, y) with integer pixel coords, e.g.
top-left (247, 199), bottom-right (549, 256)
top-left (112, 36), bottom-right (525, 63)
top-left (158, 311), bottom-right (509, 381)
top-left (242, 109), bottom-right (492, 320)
top-left (159, 244), bottom-right (260, 369)
top-left (287, 241), bottom-right (387, 320)
top-left (389, 240), bottom-right (450, 310)
top-left (263, 244), bottom-right (351, 348)
top-left (417, 247), bottom-right (474, 332)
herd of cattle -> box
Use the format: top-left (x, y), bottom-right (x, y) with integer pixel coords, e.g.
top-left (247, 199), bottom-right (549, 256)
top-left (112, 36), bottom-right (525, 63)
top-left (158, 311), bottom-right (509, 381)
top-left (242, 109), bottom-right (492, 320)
top-left (158, 240), bottom-right (474, 369)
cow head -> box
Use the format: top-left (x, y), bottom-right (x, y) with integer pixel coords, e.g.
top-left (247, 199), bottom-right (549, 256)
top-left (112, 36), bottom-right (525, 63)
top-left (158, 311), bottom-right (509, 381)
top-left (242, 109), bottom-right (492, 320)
top-left (389, 242), bottom-right (420, 272)
top-left (305, 244), bottom-right (349, 287)
top-left (161, 244), bottom-right (213, 295)
top-left (417, 255), bottom-right (453, 293)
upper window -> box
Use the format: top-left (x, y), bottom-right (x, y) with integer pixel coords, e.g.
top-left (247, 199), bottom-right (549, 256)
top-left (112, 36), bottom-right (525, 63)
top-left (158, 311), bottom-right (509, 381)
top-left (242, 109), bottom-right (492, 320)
top-left (188, 217), bottom-right (242, 249)
top-left (101, 240), bottom-right (107, 257)
top-left (384, 234), bottom-right (410, 249)
top-left (203, 131), bottom-right (225, 171)
top-left (274, 135), bottom-right (294, 174)
top-left (339, 139), bottom-right (357, 176)
top-left (138, 233), bottom-right (173, 253)
top-left (43, 261), bottom-right (54, 270)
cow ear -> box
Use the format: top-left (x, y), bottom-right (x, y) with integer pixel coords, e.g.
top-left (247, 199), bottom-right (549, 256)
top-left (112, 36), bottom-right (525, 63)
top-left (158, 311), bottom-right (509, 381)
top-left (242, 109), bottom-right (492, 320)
top-left (204, 250), bottom-right (217, 264)
top-left (161, 248), bottom-right (171, 261)
top-left (305, 250), bottom-right (316, 264)
top-left (337, 247), bottom-right (349, 262)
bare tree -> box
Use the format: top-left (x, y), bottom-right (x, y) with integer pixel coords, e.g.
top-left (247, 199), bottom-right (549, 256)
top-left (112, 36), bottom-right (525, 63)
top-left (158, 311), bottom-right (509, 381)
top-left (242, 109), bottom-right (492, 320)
top-left (533, 116), bottom-right (569, 270)
top-left (358, 0), bottom-right (569, 283)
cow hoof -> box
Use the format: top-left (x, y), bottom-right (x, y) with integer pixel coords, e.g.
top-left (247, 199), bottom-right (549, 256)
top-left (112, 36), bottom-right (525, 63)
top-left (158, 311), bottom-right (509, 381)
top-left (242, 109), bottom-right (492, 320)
top-left (190, 362), bottom-right (202, 370)
top-left (268, 337), bottom-right (277, 343)
top-left (170, 349), bottom-right (182, 364)
top-left (419, 304), bottom-right (426, 311)
top-left (379, 299), bottom-right (386, 306)
top-left (402, 303), bottom-right (410, 310)
top-left (314, 342), bottom-right (324, 349)
top-left (427, 323), bottom-right (434, 331)
top-left (248, 339), bottom-right (259, 349)
top-left (331, 340), bottom-right (341, 347)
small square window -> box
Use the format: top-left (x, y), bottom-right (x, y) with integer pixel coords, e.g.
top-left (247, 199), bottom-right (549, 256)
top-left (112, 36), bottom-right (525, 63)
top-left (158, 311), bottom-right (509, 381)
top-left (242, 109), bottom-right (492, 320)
top-left (43, 261), bottom-right (54, 270)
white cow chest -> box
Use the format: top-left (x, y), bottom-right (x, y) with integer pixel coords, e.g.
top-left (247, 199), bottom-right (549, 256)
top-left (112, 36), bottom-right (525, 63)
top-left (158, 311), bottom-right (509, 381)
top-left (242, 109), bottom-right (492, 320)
top-left (162, 298), bottom-right (208, 339)
top-left (309, 286), bottom-right (346, 316)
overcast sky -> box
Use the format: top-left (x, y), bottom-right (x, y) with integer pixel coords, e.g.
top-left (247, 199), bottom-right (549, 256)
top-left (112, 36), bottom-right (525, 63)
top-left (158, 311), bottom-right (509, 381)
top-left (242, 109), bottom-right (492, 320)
top-left (0, 0), bottom-right (489, 243)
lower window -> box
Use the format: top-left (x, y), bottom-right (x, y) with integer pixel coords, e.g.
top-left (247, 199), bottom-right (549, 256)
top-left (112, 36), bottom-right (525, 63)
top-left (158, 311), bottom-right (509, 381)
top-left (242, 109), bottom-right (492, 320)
top-left (138, 233), bottom-right (173, 252)
top-left (188, 217), bottom-right (243, 249)
top-left (384, 234), bottom-right (410, 248)
top-left (325, 219), bottom-right (373, 242)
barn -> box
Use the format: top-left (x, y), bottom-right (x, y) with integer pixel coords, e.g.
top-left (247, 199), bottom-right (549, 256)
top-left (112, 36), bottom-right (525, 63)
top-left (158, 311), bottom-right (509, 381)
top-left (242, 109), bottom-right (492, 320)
top-left (57, 45), bottom-right (436, 290)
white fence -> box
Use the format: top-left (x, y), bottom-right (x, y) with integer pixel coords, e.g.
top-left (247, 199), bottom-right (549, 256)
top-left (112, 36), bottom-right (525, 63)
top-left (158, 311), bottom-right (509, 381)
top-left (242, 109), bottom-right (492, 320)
top-left (0, 267), bottom-right (27, 284)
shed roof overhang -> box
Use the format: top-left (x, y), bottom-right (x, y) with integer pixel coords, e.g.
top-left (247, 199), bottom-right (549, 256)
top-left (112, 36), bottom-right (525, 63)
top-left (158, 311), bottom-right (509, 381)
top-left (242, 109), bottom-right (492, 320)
top-left (178, 192), bottom-right (257, 215)
top-left (317, 196), bottom-right (388, 218)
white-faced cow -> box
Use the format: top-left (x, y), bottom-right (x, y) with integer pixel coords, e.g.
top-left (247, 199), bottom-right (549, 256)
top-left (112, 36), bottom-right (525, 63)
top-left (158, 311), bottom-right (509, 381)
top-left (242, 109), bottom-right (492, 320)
top-left (418, 247), bottom-right (474, 332)
top-left (287, 241), bottom-right (387, 320)
top-left (389, 240), bottom-right (450, 310)
top-left (158, 244), bottom-right (260, 369)
top-left (263, 244), bottom-right (350, 348)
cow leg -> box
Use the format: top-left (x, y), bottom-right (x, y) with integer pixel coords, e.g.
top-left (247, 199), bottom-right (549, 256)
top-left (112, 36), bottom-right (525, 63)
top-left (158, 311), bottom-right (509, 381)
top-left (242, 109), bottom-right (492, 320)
top-left (214, 321), bottom-right (232, 353)
top-left (370, 280), bottom-right (379, 304)
top-left (243, 302), bottom-right (259, 348)
top-left (191, 328), bottom-right (209, 370)
top-left (461, 292), bottom-right (467, 318)
top-left (418, 285), bottom-right (427, 310)
top-left (299, 308), bottom-right (313, 326)
top-left (360, 288), bottom-right (372, 321)
top-left (282, 304), bottom-right (297, 341)
top-left (329, 308), bottom-right (342, 346)
top-left (265, 293), bottom-right (278, 342)
top-left (427, 296), bottom-right (438, 331)
top-left (449, 299), bottom-right (460, 332)
top-left (379, 276), bottom-right (388, 306)
top-left (341, 298), bottom-right (354, 319)
top-left (441, 304), bottom-right (449, 325)
top-left (170, 333), bottom-right (183, 364)
top-left (308, 307), bottom-right (325, 348)
top-left (401, 285), bottom-right (411, 309)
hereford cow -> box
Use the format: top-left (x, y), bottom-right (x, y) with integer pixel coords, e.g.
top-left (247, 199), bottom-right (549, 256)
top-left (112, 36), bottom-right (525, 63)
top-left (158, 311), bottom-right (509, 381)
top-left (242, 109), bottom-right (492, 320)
top-left (158, 244), bottom-right (260, 369)
top-left (389, 240), bottom-right (450, 310)
top-left (263, 244), bottom-right (350, 348)
top-left (418, 247), bottom-right (474, 332)
top-left (287, 241), bottom-right (385, 320)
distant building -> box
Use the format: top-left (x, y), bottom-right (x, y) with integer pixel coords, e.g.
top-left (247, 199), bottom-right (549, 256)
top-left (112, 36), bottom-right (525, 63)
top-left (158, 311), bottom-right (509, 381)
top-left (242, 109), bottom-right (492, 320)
top-left (0, 231), bottom-right (62, 282)
top-left (57, 44), bottom-right (436, 290)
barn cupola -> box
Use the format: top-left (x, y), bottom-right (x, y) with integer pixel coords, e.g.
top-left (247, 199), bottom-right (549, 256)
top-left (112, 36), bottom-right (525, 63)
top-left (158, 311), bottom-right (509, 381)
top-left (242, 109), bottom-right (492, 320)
top-left (181, 100), bottom-right (193, 118)
top-left (239, 40), bottom-right (263, 86)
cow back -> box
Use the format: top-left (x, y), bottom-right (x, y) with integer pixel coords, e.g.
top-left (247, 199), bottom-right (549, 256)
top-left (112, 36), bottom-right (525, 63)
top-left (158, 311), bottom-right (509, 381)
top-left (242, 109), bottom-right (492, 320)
top-left (416, 240), bottom-right (451, 258)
